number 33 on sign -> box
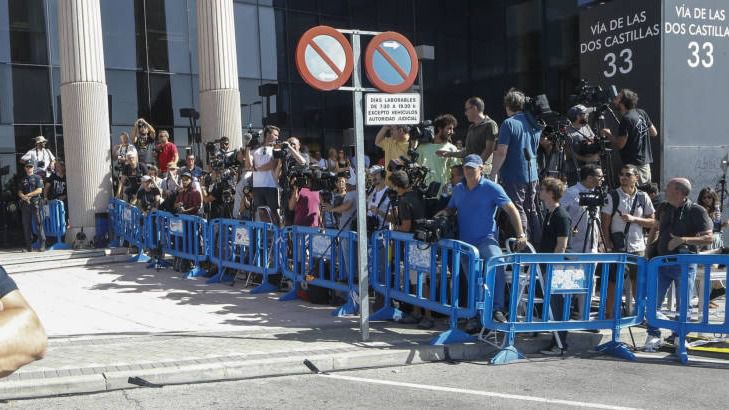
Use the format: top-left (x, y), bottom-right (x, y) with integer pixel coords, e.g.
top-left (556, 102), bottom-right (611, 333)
top-left (687, 41), bottom-right (714, 68)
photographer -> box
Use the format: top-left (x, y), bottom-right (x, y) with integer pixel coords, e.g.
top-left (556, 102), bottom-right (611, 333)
top-left (490, 88), bottom-right (542, 246)
top-left (131, 118), bottom-right (156, 165)
top-left (203, 168), bottom-right (235, 219)
top-left (566, 105), bottom-right (600, 173)
top-left (246, 125), bottom-right (282, 225)
top-left (288, 179), bottom-right (320, 228)
top-left (601, 164), bottom-right (655, 318)
top-left (155, 131), bottom-right (178, 176)
top-left (159, 162), bottom-right (181, 212)
top-left (537, 178), bottom-right (572, 356)
top-left (375, 125), bottom-right (411, 176)
top-left (113, 132), bottom-right (137, 169)
top-left (212, 136), bottom-right (236, 168)
top-left (644, 178), bottom-right (713, 352)
top-left (366, 166), bottom-right (391, 230)
top-left (416, 114), bottom-right (458, 215)
top-left (116, 152), bottom-right (147, 201)
top-left (388, 170), bottom-right (432, 328)
top-left (134, 175), bottom-right (162, 214)
top-left (21, 136), bottom-right (55, 179)
top-left (600, 89), bottom-right (658, 184)
top-left (174, 172), bottom-right (201, 215)
top-left (281, 137), bottom-right (310, 225)
top-left (437, 97), bottom-right (499, 175)
top-left (438, 154), bottom-right (527, 326)
top-left (561, 164), bottom-right (604, 253)
top-left (323, 176), bottom-right (357, 231)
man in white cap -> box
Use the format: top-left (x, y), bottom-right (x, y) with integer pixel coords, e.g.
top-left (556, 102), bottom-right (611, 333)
top-left (21, 136), bottom-right (55, 179)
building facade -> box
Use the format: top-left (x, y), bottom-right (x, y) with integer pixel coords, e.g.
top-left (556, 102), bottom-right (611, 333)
top-left (0, 0), bottom-right (581, 245)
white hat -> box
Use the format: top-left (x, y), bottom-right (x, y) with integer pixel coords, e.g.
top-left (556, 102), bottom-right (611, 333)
top-left (35, 136), bottom-right (48, 144)
top-left (141, 175), bottom-right (152, 182)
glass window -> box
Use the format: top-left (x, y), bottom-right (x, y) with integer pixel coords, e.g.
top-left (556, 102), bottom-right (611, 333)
top-left (376, 0), bottom-right (413, 33)
top-left (285, 11), bottom-right (317, 82)
top-left (106, 70), bottom-right (140, 126)
top-left (100, 0), bottom-right (138, 69)
top-left (164, 0), bottom-right (193, 73)
top-left (170, 74), bottom-right (194, 126)
top-left (188, 0), bottom-right (198, 74)
top-left (0, 0), bottom-right (12, 63)
top-left (0, 124), bottom-right (14, 150)
top-left (8, 0), bottom-right (49, 65)
top-left (259, 6), bottom-right (277, 80)
top-left (45, 0), bottom-right (59, 66)
top-left (319, 0), bottom-right (349, 17)
top-left (0, 64), bottom-right (13, 124)
top-left (239, 78), bottom-right (263, 129)
top-left (148, 73), bottom-right (174, 129)
top-left (145, 0), bottom-right (171, 71)
top-left (234, 3), bottom-right (261, 78)
top-left (11, 66), bottom-right (52, 124)
top-left (286, 0), bottom-right (318, 13)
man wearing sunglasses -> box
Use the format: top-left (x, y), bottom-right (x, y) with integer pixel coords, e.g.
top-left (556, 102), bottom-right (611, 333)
top-left (601, 164), bottom-right (655, 318)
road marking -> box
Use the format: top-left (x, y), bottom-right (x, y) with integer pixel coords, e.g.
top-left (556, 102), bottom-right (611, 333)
top-left (321, 373), bottom-right (642, 410)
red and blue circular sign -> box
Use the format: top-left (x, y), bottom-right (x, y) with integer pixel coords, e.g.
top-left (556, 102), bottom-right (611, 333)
top-left (295, 26), bottom-right (354, 91)
top-left (364, 32), bottom-right (419, 93)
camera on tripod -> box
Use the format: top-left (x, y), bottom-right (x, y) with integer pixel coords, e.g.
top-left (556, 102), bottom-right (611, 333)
top-left (578, 188), bottom-right (607, 208)
top-left (570, 80), bottom-right (618, 109)
top-left (289, 164), bottom-right (345, 193)
top-left (413, 215), bottom-right (458, 243)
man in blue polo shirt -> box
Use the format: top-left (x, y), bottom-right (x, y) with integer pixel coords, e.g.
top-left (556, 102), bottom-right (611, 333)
top-left (438, 154), bottom-right (527, 324)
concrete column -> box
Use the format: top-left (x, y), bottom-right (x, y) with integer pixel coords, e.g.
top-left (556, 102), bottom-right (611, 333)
top-left (197, 0), bottom-right (242, 148)
top-left (58, 0), bottom-right (111, 239)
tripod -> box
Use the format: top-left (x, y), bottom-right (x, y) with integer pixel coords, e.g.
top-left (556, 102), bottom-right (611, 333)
top-left (594, 106), bottom-right (622, 189)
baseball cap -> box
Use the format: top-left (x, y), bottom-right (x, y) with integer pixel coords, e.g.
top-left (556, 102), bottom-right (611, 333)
top-left (181, 171), bottom-right (192, 179)
top-left (567, 104), bottom-right (589, 120)
top-left (368, 165), bottom-right (384, 175)
top-left (463, 154), bottom-right (483, 168)
top-left (141, 175), bottom-right (152, 182)
top-left (24, 163), bottom-right (34, 168)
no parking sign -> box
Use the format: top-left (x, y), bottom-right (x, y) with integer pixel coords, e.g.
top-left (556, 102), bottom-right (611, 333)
top-left (364, 32), bottom-right (419, 93)
top-left (295, 26), bottom-right (354, 91)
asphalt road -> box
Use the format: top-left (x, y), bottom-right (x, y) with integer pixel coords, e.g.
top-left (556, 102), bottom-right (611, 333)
top-left (4, 356), bottom-right (727, 409)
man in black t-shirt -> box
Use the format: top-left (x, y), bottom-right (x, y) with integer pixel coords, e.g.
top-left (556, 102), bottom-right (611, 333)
top-left (389, 171), bottom-right (425, 233)
top-left (537, 177), bottom-right (572, 356)
top-left (600, 89), bottom-right (658, 184)
top-left (644, 178), bottom-right (713, 352)
top-left (0, 265), bottom-right (47, 378)
top-left (135, 175), bottom-right (161, 213)
top-left (44, 161), bottom-right (69, 225)
top-left (18, 163), bottom-right (46, 252)
top-left (116, 153), bottom-right (148, 201)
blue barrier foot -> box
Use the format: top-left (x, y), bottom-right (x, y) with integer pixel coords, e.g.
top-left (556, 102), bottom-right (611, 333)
top-left (250, 281), bottom-right (278, 294)
top-left (48, 242), bottom-right (71, 250)
top-left (129, 253), bottom-right (151, 263)
top-left (490, 346), bottom-right (524, 365)
top-left (185, 266), bottom-right (205, 278)
top-left (332, 294), bottom-right (358, 317)
top-left (369, 306), bottom-right (404, 322)
top-left (278, 288), bottom-right (299, 301)
top-left (206, 269), bottom-right (237, 285)
top-left (594, 341), bottom-right (637, 361)
top-left (429, 329), bottom-right (476, 346)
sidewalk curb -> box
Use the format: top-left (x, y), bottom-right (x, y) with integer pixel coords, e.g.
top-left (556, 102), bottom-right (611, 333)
top-left (0, 329), bottom-right (635, 401)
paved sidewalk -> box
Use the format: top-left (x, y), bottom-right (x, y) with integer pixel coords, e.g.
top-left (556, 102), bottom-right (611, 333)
top-left (0, 257), bottom-right (632, 400)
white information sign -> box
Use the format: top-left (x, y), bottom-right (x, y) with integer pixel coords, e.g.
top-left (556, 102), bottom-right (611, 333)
top-left (365, 93), bottom-right (421, 125)
top-left (169, 219), bottom-right (184, 236)
top-left (551, 264), bottom-right (588, 292)
top-left (234, 227), bottom-right (250, 246)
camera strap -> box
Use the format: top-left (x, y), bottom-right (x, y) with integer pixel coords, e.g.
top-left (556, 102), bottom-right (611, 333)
top-left (613, 189), bottom-right (642, 236)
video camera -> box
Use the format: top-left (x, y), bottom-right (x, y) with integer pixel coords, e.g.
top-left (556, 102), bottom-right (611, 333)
top-left (578, 186), bottom-right (608, 209)
top-left (570, 80), bottom-right (618, 109)
top-left (410, 120), bottom-right (435, 144)
top-left (242, 129), bottom-right (263, 150)
top-left (413, 214), bottom-right (458, 243)
top-left (389, 149), bottom-right (440, 199)
top-left (289, 165), bottom-right (346, 193)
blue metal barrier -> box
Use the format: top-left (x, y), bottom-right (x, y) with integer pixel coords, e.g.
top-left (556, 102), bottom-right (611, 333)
top-left (278, 226), bottom-right (358, 317)
top-left (369, 230), bottom-right (482, 345)
top-left (117, 202), bottom-right (150, 263)
top-left (207, 219), bottom-right (280, 289)
top-left (646, 254), bottom-right (729, 364)
top-left (155, 211), bottom-right (208, 278)
top-left (481, 253), bottom-right (645, 364)
top-left (33, 200), bottom-right (70, 250)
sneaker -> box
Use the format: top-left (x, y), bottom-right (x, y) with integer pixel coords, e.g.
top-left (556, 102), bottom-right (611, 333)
top-left (399, 314), bottom-right (422, 324)
top-left (417, 317), bottom-right (435, 329)
top-left (710, 287), bottom-right (726, 301)
top-left (643, 335), bottom-right (662, 352)
top-left (655, 311), bottom-right (670, 321)
top-left (493, 310), bottom-right (507, 323)
top-left (540, 345), bottom-right (567, 356)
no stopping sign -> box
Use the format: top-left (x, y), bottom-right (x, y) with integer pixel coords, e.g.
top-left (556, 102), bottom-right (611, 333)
top-left (364, 32), bottom-right (419, 93)
top-left (295, 26), bottom-right (354, 91)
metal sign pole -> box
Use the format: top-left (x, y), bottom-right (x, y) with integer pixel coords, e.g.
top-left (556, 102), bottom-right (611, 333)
top-left (351, 31), bottom-right (370, 342)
